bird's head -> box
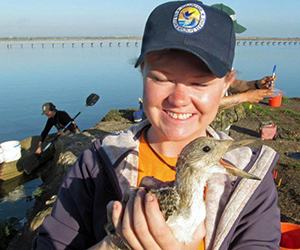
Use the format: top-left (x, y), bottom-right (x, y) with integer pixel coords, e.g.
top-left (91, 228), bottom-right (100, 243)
top-left (177, 137), bottom-right (260, 181)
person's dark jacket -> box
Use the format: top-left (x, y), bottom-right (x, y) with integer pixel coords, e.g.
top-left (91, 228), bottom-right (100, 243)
top-left (41, 110), bottom-right (77, 142)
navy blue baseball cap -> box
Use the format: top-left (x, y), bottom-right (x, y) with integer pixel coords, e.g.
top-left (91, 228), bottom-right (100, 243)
top-left (134, 1), bottom-right (235, 78)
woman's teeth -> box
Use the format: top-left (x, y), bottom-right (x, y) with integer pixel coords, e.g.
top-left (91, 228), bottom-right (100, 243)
top-left (167, 111), bottom-right (192, 120)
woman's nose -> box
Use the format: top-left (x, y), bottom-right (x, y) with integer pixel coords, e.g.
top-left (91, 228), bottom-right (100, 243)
top-left (168, 84), bottom-right (191, 107)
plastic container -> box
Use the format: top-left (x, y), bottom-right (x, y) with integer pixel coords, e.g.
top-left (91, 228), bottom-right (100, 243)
top-left (0, 140), bottom-right (21, 163)
top-left (269, 94), bottom-right (282, 107)
top-left (280, 222), bottom-right (300, 250)
top-left (0, 146), bottom-right (4, 164)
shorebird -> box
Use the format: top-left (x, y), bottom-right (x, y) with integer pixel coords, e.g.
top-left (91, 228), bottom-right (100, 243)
top-left (105, 137), bottom-right (260, 245)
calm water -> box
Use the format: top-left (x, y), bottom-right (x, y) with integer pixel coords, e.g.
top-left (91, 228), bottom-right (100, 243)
top-left (0, 177), bottom-right (42, 220)
top-left (0, 40), bottom-right (143, 143)
top-left (1, 40), bottom-right (300, 143)
top-left (0, 39), bottom-right (300, 220)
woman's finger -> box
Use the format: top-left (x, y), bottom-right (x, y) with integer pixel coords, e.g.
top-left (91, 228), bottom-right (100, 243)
top-left (106, 201), bottom-right (114, 222)
top-left (133, 189), bottom-right (161, 250)
top-left (122, 190), bottom-right (143, 249)
top-left (144, 192), bottom-right (176, 249)
top-left (111, 201), bottom-right (124, 233)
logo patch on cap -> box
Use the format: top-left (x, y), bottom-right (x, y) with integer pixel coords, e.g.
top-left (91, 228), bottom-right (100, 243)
top-left (173, 3), bottom-right (206, 34)
top-left (43, 105), bottom-right (46, 111)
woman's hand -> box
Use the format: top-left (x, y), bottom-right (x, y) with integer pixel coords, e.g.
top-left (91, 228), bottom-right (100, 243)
top-left (108, 187), bottom-right (205, 250)
top-left (139, 176), bottom-right (174, 189)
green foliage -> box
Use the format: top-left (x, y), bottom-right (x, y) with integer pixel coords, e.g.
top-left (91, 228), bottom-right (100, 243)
top-left (243, 104), bottom-right (300, 124)
top-left (279, 109), bottom-right (300, 122)
top-left (32, 186), bottom-right (45, 198)
top-left (243, 103), bottom-right (275, 119)
top-left (282, 96), bottom-right (289, 103)
top-left (294, 162), bottom-right (300, 170)
top-left (101, 109), bottom-right (135, 122)
top-left (0, 219), bottom-right (14, 250)
top-left (280, 135), bottom-right (300, 141)
top-left (101, 109), bottom-right (123, 121)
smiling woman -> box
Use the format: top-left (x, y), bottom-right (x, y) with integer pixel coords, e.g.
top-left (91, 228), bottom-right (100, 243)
top-left (33, 1), bottom-right (281, 250)
top-left (141, 50), bottom-right (233, 156)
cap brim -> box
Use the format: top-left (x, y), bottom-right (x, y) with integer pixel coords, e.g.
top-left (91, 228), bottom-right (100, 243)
top-left (234, 22), bottom-right (247, 34)
top-left (135, 46), bottom-right (230, 78)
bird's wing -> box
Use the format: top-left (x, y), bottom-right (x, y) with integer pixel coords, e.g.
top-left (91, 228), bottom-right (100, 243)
top-left (150, 187), bottom-right (180, 221)
top-left (186, 11), bottom-right (195, 16)
top-left (182, 13), bottom-right (189, 20)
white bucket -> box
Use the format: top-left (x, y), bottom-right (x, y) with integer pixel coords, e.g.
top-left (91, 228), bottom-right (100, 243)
top-left (0, 146), bottom-right (4, 164)
top-left (0, 141), bottom-right (22, 163)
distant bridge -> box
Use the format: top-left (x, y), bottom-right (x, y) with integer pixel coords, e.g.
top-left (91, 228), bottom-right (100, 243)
top-left (4, 40), bottom-right (141, 49)
top-left (3, 38), bottom-right (300, 49)
top-left (236, 38), bottom-right (300, 46)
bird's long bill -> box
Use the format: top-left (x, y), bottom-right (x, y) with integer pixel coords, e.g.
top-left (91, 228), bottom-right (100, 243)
top-left (213, 139), bottom-right (260, 180)
top-left (219, 158), bottom-right (261, 180)
top-left (226, 138), bottom-right (259, 152)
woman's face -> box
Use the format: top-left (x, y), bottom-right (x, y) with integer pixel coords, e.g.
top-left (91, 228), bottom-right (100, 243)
top-left (142, 50), bottom-right (233, 144)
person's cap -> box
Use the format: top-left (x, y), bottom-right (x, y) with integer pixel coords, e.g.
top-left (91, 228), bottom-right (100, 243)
top-left (41, 102), bottom-right (55, 115)
top-left (211, 3), bottom-right (246, 34)
top-left (134, 1), bottom-right (235, 78)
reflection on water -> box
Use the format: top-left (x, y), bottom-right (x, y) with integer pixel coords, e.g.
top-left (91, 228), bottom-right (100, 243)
top-left (0, 174), bottom-right (42, 220)
top-left (1, 185), bottom-right (26, 202)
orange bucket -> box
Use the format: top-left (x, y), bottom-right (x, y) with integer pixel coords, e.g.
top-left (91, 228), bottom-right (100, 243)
top-left (280, 222), bottom-right (300, 250)
top-left (269, 94), bottom-right (282, 107)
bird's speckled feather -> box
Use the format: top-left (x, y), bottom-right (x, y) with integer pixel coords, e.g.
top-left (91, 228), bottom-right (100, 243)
top-left (105, 137), bottom-right (260, 246)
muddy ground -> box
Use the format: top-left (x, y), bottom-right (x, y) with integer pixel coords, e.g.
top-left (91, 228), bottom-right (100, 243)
top-left (229, 98), bottom-right (300, 224)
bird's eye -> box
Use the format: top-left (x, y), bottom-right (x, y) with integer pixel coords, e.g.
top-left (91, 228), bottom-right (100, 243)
top-left (203, 146), bottom-right (211, 152)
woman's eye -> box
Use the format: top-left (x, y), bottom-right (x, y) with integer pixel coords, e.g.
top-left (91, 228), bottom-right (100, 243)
top-left (153, 77), bottom-right (167, 83)
top-left (192, 82), bottom-right (207, 87)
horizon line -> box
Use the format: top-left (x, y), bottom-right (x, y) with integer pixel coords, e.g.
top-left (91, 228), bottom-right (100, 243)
top-left (1, 36), bottom-right (300, 41)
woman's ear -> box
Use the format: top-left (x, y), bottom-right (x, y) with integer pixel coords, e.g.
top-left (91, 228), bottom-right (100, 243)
top-left (221, 70), bottom-right (235, 97)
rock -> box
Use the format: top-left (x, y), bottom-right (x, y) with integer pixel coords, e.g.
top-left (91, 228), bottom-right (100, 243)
top-left (45, 195), bottom-right (57, 205)
top-left (30, 207), bottom-right (52, 232)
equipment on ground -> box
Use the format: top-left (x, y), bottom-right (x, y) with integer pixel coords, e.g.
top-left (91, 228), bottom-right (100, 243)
top-left (259, 120), bottom-right (277, 140)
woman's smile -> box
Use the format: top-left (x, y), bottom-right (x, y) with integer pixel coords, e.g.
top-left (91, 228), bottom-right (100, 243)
top-left (141, 49), bottom-right (232, 155)
top-left (165, 110), bottom-right (194, 120)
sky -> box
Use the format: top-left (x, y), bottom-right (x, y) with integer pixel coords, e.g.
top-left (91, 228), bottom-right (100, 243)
top-left (0, 0), bottom-right (299, 38)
